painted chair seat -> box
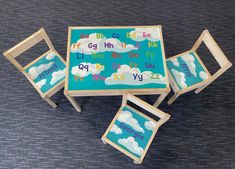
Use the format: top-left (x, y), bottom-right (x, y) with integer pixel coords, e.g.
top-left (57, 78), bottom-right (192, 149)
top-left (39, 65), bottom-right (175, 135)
top-left (165, 30), bottom-right (232, 105)
top-left (102, 94), bottom-right (170, 164)
top-left (167, 51), bottom-right (210, 90)
top-left (105, 105), bottom-right (158, 160)
top-left (25, 51), bottom-right (66, 94)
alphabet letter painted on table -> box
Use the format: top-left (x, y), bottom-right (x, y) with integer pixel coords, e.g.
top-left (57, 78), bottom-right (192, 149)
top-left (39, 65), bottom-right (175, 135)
top-left (112, 63), bottom-right (121, 70)
top-left (148, 42), bottom-right (158, 48)
top-left (88, 43), bottom-right (97, 50)
top-left (146, 51), bottom-right (155, 59)
top-left (104, 42), bottom-right (113, 48)
top-left (80, 34), bottom-right (89, 39)
top-left (72, 43), bottom-right (80, 49)
top-left (112, 33), bottom-right (120, 38)
top-left (77, 53), bottom-right (84, 60)
top-left (78, 64), bottom-right (89, 72)
top-left (96, 64), bottom-right (103, 71)
top-left (130, 62), bottom-right (138, 68)
top-left (96, 33), bottom-right (105, 38)
top-left (113, 73), bottom-right (124, 80)
top-left (133, 73), bottom-right (143, 81)
top-left (92, 74), bottom-right (106, 81)
top-left (128, 52), bottom-right (138, 58)
top-left (74, 75), bottom-right (84, 81)
top-left (143, 32), bottom-right (151, 38)
top-left (145, 62), bottom-right (155, 69)
top-left (150, 73), bottom-right (160, 79)
top-left (112, 52), bottom-right (122, 58)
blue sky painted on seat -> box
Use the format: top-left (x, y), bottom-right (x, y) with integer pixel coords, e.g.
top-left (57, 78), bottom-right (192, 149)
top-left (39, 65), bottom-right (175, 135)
top-left (167, 52), bottom-right (209, 90)
top-left (25, 52), bottom-right (66, 93)
top-left (106, 106), bottom-right (157, 158)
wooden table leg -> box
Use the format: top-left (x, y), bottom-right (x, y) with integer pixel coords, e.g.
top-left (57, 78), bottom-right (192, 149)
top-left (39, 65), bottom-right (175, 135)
top-left (65, 94), bottom-right (81, 112)
top-left (167, 92), bottom-right (180, 105)
top-left (153, 92), bottom-right (168, 108)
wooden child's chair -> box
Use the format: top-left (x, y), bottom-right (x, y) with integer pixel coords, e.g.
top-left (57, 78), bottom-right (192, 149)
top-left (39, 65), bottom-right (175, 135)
top-left (3, 28), bottom-right (66, 108)
top-left (102, 93), bottom-right (170, 164)
top-left (166, 29), bottom-right (232, 105)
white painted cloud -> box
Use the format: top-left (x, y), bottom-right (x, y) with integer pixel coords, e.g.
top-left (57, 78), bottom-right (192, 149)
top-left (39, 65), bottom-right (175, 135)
top-left (110, 124), bottom-right (122, 135)
top-left (181, 53), bottom-right (196, 77)
top-left (46, 52), bottom-right (56, 60)
top-left (129, 27), bottom-right (161, 42)
top-left (199, 71), bottom-right (208, 80)
top-left (117, 110), bottom-right (144, 133)
top-left (171, 69), bottom-right (187, 89)
top-left (118, 137), bottom-right (144, 156)
top-left (28, 62), bottom-right (54, 80)
top-left (50, 68), bottom-right (66, 85)
top-left (71, 62), bottom-right (104, 78)
top-left (170, 58), bottom-right (179, 67)
top-left (70, 33), bottom-right (138, 55)
top-left (144, 120), bottom-right (157, 131)
top-left (105, 65), bottom-right (166, 86)
top-left (36, 79), bottom-right (46, 89)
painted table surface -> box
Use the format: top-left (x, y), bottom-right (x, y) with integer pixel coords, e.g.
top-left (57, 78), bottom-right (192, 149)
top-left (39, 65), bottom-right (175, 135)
top-left (167, 52), bottom-right (209, 90)
top-left (106, 106), bottom-right (158, 159)
top-left (66, 26), bottom-right (168, 94)
top-left (25, 51), bottom-right (66, 93)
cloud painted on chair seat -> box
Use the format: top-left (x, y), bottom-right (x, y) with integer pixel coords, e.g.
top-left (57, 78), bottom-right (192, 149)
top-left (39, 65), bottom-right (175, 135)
top-left (169, 58), bottom-right (180, 67)
top-left (46, 52), bottom-right (56, 60)
top-left (118, 137), bottom-right (144, 156)
top-left (199, 71), bottom-right (208, 80)
top-left (117, 110), bottom-right (144, 133)
top-left (36, 79), bottom-right (46, 89)
top-left (105, 65), bottom-right (166, 86)
top-left (144, 120), bottom-right (157, 131)
top-left (129, 27), bottom-right (161, 42)
top-left (50, 68), bottom-right (66, 85)
top-left (28, 62), bottom-right (54, 80)
top-left (70, 33), bottom-right (138, 55)
top-left (110, 124), bottom-right (122, 135)
top-left (171, 69), bottom-right (187, 89)
top-left (181, 53), bottom-right (197, 77)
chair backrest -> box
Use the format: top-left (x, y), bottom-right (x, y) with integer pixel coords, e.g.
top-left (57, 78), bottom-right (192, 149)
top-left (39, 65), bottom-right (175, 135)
top-left (3, 28), bottom-right (55, 72)
top-left (191, 30), bottom-right (232, 82)
top-left (122, 93), bottom-right (170, 128)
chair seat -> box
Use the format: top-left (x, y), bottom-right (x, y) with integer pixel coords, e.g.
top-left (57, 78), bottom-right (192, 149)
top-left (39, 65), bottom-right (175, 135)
top-left (25, 51), bottom-right (66, 93)
top-left (167, 52), bottom-right (210, 90)
top-left (105, 105), bottom-right (158, 160)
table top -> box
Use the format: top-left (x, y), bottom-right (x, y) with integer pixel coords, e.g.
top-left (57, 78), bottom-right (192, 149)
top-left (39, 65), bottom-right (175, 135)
top-left (65, 26), bottom-right (169, 96)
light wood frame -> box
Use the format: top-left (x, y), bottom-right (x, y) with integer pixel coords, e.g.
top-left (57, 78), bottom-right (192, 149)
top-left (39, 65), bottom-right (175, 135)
top-left (64, 26), bottom-right (171, 112)
top-left (166, 29), bottom-right (232, 105)
top-left (3, 28), bottom-right (66, 108)
top-left (101, 93), bottom-right (170, 164)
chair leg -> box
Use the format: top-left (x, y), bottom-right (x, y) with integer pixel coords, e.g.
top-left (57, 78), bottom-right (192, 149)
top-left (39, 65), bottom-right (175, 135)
top-left (101, 137), bottom-right (107, 145)
top-left (167, 92), bottom-right (180, 105)
top-left (153, 92), bottom-right (168, 108)
top-left (133, 159), bottom-right (142, 164)
top-left (44, 97), bottom-right (57, 108)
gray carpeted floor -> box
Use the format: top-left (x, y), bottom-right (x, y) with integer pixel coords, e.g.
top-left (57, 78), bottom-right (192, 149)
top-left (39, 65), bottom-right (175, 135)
top-left (0, 0), bottom-right (234, 168)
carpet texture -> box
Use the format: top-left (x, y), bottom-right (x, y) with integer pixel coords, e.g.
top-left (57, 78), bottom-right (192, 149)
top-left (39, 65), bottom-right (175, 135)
top-left (0, 0), bottom-right (234, 168)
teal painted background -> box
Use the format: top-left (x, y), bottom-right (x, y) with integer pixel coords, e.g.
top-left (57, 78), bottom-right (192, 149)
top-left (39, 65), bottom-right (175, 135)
top-left (25, 52), bottom-right (66, 93)
top-left (68, 27), bottom-right (167, 91)
top-left (167, 52), bottom-right (208, 90)
top-left (106, 106), bottom-right (157, 158)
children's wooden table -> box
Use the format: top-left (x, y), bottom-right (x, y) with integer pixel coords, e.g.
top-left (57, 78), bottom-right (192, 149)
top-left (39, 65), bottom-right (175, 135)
top-left (64, 26), bottom-right (170, 112)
